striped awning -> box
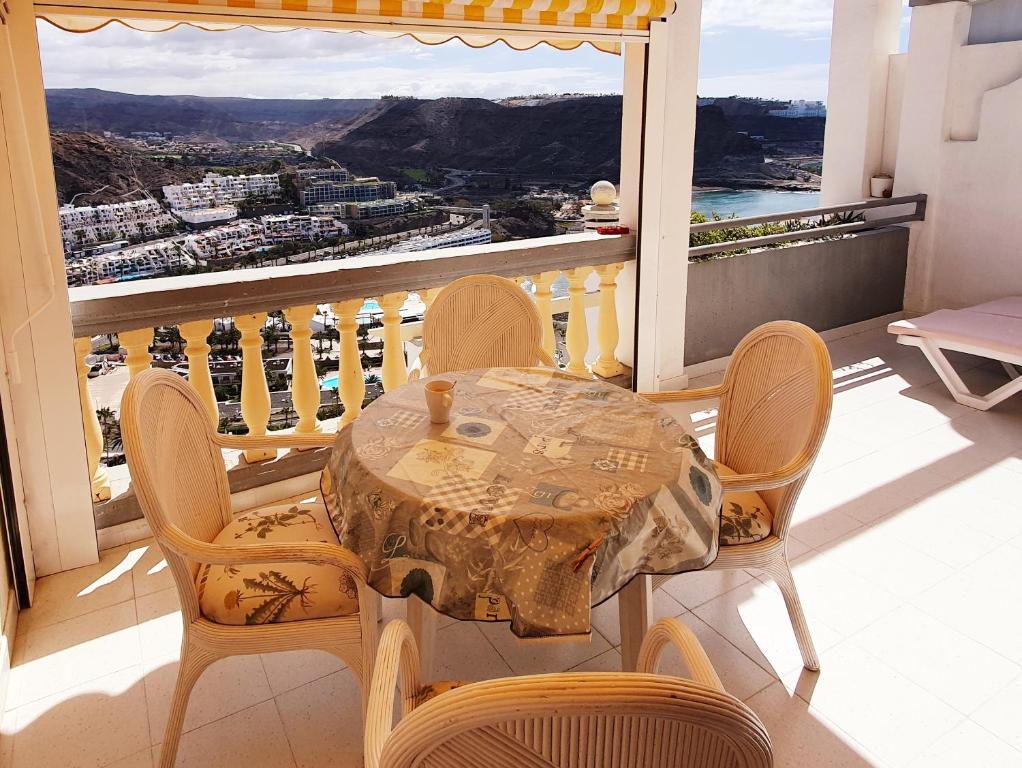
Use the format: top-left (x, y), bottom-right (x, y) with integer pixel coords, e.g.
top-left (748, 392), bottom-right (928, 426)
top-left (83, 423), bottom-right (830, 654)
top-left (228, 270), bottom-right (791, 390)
top-left (37, 0), bottom-right (674, 49)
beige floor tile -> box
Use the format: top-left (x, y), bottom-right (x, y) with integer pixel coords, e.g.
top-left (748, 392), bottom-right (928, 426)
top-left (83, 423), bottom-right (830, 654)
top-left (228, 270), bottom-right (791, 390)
top-left (658, 567), bottom-right (754, 610)
top-left (275, 671), bottom-right (363, 768)
top-left (789, 503), bottom-right (865, 549)
top-left (477, 619), bottom-right (612, 677)
top-left (17, 545), bottom-right (137, 636)
top-left (105, 749), bottom-right (155, 768)
top-left (874, 420), bottom-right (1017, 484)
top-left (929, 466), bottom-right (1022, 540)
top-left (851, 605), bottom-right (1020, 715)
top-left (589, 588), bottom-right (684, 647)
top-left (128, 541), bottom-right (174, 599)
top-left (972, 673), bottom-right (1022, 753)
top-left (745, 681), bottom-right (884, 768)
top-left (913, 546), bottom-right (1022, 664)
top-left (948, 408), bottom-right (1022, 455)
top-left (143, 654), bottom-right (274, 743)
top-left (260, 650), bottom-right (347, 697)
top-left (567, 647), bottom-right (623, 673)
top-left (8, 666), bottom-right (150, 768)
top-left (797, 642), bottom-right (963, 767)
top-left (663, 614), bottom-right (775, 702)
top-left (155, 699), bottom-right (296, 768)
top-left (7, 600), bottom-right (141, 710)
top-left (796, 450), bottom-right (953, 527)
top-left (431, 621), bottom-right (514, 683)
top-left (788, 554), bottom-right (903, 638)
top-left (829, 391), bottom-right (965, 448)
top-left (692, 578), bottom-right (842, 681)
top-left (824, 524), bottom-right (955, 599)
top-left (135, 587), bottom-right (183, 663)
top-left (907, 720), bottom-right (1022, 768)
top-left (811, 432), bottom-right (877, 475)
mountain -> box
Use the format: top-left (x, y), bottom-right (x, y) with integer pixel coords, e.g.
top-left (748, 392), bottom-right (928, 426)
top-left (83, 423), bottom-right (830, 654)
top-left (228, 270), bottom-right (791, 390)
top-left (45, 88), bottom-right (377, 142)
top-left (314, 96), bottom-right (626, 182)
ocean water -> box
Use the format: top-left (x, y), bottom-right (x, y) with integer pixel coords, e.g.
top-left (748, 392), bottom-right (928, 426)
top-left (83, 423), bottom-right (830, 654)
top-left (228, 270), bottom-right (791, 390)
top-left (692, 189), bottom-right (821, 220)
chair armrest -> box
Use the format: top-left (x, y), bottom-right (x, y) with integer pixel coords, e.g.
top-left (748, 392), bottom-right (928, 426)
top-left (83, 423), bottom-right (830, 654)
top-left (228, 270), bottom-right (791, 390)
top-left (211, 432), bottom-right (337, 451)
top-left (636, 618), bottom-right (724, 692)
top-left (639, 384), bottom-right (725, 403)
top-left (716, 456), bottom-right (813, 493)
top-left (158, 524), bottom-right (368, 580)
top-left (365, 619), bottom-right (424, 768)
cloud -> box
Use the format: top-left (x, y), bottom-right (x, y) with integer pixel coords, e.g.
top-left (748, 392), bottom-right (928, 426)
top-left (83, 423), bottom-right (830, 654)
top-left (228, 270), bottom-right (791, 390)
top-left (37, 21), bottom-right (622, 99)
top-left (701, 0), bottom-right (835, 35)
top-left (699, 62), bottom-right (830, 102)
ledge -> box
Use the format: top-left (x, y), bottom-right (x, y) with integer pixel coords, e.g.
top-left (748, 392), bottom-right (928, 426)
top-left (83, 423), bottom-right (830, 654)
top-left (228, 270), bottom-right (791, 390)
top-left (69, 232), bottom-right (636, 337)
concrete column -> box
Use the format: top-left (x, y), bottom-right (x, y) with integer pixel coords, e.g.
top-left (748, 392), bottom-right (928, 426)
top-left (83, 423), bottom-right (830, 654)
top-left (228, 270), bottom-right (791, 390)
top-left (634, 2), bottom-right (703, 392)
top-left (820, 0), bottom-right (904, 205)
top-left (893, 1), bottom-right (971, 313)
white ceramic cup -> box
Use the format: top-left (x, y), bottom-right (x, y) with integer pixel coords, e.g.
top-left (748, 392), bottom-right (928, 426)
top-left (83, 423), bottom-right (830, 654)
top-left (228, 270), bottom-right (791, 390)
top-left (424, 379), bottom-right (455, 423)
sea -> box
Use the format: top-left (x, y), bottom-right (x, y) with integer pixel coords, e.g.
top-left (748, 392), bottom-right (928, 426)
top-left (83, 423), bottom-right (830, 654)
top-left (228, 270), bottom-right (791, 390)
top-left (692, 189), bottom-right (821, 219)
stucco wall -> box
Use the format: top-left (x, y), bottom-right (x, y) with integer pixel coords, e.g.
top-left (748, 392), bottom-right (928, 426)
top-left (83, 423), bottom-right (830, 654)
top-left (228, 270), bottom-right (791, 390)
top-left (683, 227), bottom-right (908, 365)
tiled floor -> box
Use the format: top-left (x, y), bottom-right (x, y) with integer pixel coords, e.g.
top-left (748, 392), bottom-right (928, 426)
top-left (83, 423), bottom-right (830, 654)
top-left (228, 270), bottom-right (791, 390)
top-left (4, 326), bottom-right (1022, 767)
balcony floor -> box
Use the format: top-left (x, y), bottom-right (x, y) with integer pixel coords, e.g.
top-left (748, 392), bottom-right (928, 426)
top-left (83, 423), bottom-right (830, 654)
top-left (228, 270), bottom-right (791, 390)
top-left (4, 325), bottom-right (1022, 767)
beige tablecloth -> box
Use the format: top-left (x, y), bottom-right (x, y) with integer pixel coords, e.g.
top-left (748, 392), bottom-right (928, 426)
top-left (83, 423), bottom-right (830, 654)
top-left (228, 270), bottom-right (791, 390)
top-left (322, 367), bottom-right (721, 638)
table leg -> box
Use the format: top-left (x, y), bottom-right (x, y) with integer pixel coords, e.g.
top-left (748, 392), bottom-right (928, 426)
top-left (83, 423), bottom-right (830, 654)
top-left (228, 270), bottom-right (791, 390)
top-left (406, 595), bottom-right (438, 678)
top-left (618, 575), bottom-right (652, 672)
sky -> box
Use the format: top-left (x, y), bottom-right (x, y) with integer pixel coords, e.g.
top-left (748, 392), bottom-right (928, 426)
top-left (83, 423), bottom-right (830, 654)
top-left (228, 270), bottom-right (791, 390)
top-left (36, 0), bottom-right (906, 102)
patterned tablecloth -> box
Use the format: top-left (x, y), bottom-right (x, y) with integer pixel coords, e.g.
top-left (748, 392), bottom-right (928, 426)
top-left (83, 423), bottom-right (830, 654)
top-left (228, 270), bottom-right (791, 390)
top-left (321, 367), bottom-right (721, 638)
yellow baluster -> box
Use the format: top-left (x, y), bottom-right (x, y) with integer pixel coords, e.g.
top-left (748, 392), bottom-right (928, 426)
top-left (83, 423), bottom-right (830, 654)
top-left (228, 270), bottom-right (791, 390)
top-left (592, 263), bottom-right (625, 378)
top-left (332, 299), bottom-right (366, 426)
top-left (74, 337), bottom-right (110, 502)
top-left (235, 313), bottom-right (275, 463)
top-left (379, 292), bottom-right (409, 392)
top-left (119, 327), bottom-right (154, 378)
top-left (564, 267), bottom-right (591, 376)
top-left (420, 286), bottom-right (443, 314)
top-left (530, 270), bottom-right (559, 362)
top-left (283, 305), bottom-right (321, 435)
top-left (179, 319), bottom-right (218, 428)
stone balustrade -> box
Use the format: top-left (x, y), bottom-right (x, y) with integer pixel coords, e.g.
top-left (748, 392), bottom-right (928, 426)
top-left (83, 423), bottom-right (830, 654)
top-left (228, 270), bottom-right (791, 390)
top-left (69, 230), bottom-right (636, 505)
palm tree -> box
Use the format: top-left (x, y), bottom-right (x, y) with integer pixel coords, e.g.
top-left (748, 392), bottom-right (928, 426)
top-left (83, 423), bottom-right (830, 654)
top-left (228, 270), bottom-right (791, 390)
top-left (280, 398), bottom-right (295, 429)
top-left (95, 407), bottom-right (121, 461)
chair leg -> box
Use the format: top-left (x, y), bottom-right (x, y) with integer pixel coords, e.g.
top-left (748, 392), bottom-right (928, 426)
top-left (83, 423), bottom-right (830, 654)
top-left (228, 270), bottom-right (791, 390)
top-left (158, 645), bottom-right (216, 768)
top-left (763, 557), bottom-right (819, 672)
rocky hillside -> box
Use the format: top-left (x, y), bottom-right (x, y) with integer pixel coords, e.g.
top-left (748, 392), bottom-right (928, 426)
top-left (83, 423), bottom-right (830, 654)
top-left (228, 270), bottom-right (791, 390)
top-left (48, 132), bottom-right (199, 205)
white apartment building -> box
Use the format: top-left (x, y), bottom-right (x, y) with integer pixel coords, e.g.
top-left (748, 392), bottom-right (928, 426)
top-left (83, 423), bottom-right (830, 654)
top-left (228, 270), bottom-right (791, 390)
top-left (184, 221), bottom-right (264, 261)
top-left (768, 99), bottom-right (827, 119)
top-left (174, 205), bottom-right (239, 226)
top-left (65, 241), bottom-right (194, 286)
top-left (260, 214), bottom-right (347, 243)
top-left (388, 227), bottom-right (492, 253)
top-left (162, 172), bottom-right (281, 210)
top-left (293, 167), bottom-right (350, 183)
top-left (58, 199), bottom-right (178, 251)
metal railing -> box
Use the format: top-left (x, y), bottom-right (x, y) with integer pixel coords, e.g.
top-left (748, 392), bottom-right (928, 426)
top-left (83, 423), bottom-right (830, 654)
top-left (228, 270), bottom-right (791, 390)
top-left (688, 193), bottom-right (927, 260)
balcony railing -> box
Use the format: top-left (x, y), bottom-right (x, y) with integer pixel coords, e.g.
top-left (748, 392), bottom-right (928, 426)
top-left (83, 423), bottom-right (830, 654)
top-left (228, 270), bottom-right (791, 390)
top-left (70, 232), bottom-right (636, 515)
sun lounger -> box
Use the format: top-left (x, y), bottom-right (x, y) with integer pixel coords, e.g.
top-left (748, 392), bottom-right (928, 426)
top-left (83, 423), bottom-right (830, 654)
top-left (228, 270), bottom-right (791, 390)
top-left (888, 299), bottom-right (1022, 410)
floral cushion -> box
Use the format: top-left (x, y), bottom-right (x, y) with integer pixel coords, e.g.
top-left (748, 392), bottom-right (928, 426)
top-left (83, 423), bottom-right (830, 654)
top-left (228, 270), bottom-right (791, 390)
top-left (715, 463), bottom-right (773, 546)
top-left (196, 502), bottom-right (359, 625)
top-left (415, 680), bottom-right (468, 707)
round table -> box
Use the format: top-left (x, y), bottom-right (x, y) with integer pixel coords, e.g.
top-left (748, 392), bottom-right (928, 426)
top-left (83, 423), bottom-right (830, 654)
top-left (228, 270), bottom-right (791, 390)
top-left (322, 367), bottom-right (721, 642)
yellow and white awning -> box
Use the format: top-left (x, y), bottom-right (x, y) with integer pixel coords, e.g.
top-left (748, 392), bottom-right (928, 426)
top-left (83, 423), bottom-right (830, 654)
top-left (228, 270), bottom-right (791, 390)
top-left (37, 0), bottom-right (674, 50)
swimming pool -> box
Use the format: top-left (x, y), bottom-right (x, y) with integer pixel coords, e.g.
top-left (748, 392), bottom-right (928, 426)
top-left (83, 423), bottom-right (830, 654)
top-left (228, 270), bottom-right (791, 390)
top-left (321, 375), bottom-right (339, 390)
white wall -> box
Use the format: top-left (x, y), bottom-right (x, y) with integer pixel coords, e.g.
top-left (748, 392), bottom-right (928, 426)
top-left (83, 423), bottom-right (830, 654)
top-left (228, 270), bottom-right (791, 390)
top-left (895, 2), bottom-right (1022, 311)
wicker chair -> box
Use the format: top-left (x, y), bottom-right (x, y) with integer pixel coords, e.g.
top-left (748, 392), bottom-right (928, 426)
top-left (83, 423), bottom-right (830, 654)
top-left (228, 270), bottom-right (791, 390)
top-left (415, 274), bottom-right (555, 378)
top-left (365, 617), bottom-right (772, 768)
top-left (121, 369), bottom-right (378, 768)
top-left (642, 321), bottom-right (832, 671)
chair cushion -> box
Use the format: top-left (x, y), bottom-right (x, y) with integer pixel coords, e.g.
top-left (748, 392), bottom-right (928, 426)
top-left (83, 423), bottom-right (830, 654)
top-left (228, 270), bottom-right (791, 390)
top-left (715, 463), bottom-right (773, 546)
top-left (196, 502), bottom-right (359, 625)
top-left (415, 680), bottom-right (468, 707)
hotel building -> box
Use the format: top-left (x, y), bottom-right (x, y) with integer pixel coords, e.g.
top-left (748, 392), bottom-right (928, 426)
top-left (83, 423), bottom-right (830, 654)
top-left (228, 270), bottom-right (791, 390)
top-left (184, 221), bottom-right (264, 262)
top-left (261, 214), bottom-right (347, 243)
top-left (163, 172), bottom-right (282, 211)
top-left (58, 199), bottom-right (178, 251)
top-left (299, 177), bottom-right (397, 207)
top-left (65, 241), bottom-right (194, 286)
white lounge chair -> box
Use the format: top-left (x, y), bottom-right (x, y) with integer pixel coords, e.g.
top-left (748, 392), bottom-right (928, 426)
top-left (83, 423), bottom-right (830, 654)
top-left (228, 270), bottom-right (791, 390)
top-left (888, 297), bottom-right (1022, 410)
